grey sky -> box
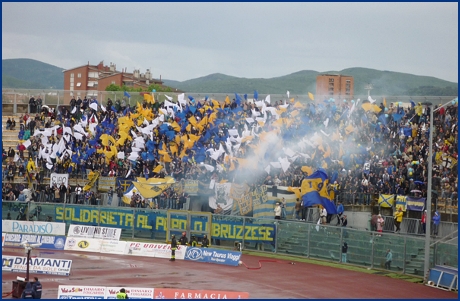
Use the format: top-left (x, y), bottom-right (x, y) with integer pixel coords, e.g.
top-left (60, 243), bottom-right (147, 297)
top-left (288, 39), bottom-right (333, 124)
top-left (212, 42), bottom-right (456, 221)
top-left (2, 2), bottom-right (458, 82)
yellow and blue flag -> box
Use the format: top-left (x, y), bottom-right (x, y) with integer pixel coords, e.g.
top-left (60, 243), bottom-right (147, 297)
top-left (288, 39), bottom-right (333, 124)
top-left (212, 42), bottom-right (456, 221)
top-left (301, 169), bottom-right (337, 214)
top-left (378, 194), bottom-right (395, 208)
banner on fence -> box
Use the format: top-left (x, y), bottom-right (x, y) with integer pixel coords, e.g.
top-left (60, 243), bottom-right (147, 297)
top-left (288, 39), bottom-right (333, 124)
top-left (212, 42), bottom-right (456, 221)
top-left (183, 180), bottom-right (199, 195)
top-left (98, 176), bottom-right (117, 192)
top-left (100, 240), bottom-right (127, 255)
top-left (116, 178), bottom-right (133, 193)
top-left (2, 220), bottom-right (66, 236)
top-left (68, 225), bottom-right (121, 241)
top-left (55, 207), bottom-right (276, 243)
top-left (406, 196), bottom-right (426, 211)
top-left (153, 288), bottom-right (249, 299)
top-left (230, 183), bottom-right (252, 216)
top-left (209, 183), bottom-right (233, 211)
top-left (184, 247), bottom-right (242, 266)
top-left (58, 285), bottom-right (106, 299)
top-left (105, 287), bottom-right (154, 299)
top-left (50, 173), bottom-right (69, 188)
top-left (3, 234), bottom-right (66, 250)
top-left (378, 194), bottom-right (395, 208)
top-left (2, 255), bottom-right (72, 276)
top-left (125, 242), bottom-right (187, 260)
top-left (395, 195), bottom-right (407, 212)
top-left (64, 237), bottom-right (103, 253)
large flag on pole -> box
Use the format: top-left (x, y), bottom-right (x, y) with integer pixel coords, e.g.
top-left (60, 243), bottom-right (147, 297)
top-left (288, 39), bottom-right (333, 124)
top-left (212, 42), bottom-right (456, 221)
top-left (301, 169), bottom-right (337, 214)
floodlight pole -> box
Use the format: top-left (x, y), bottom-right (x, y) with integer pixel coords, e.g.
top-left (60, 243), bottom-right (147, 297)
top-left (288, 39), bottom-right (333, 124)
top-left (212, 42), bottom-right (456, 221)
top-left (423, 102), bottom-right (433, 282)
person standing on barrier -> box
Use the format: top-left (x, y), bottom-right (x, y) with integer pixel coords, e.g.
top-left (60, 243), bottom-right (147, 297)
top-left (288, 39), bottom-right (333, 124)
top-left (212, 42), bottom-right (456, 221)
top-left (170, 234), bottom-right (177, 261)
top-left (201, 235), bottom-right (209, 248)
top-left (32, 277), bottom-right (42, 299)
top-left (116, 288), bottom-right (128, 299)
top-left (385, 249), bottom-right (392, 270)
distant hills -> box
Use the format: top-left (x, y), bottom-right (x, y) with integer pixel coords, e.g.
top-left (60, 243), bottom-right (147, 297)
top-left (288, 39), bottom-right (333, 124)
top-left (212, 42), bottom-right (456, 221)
top-left (2, 58), bottom-right (457, 96)
top-left (2, 58), bottom-right (64, 89)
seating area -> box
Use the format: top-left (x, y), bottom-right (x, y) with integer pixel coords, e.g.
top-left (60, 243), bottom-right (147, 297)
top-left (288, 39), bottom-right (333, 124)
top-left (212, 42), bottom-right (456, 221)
top-left (275, 221), bottom-right (428, 276)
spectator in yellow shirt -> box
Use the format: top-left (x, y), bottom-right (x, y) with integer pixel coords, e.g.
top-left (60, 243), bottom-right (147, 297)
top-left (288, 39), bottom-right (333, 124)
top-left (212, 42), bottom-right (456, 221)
top-left (394, 207), bottom-right (404, 233)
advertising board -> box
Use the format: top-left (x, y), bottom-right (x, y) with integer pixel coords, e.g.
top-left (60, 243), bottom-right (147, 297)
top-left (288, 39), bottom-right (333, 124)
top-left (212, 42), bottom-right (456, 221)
top-left (2, 220), bottom-right (66, 236)
top-left (153, 288), bottom-right (249, 299)
top-left (68, 225), bottom-right (121, 240)
top-left (57, 285), bottom-right (106, 299)
top-left (2, 255), bottom-right (72, 276)
top-left (3, 233), bottom-right (66, 250)
top-left (184, 247), bottom-right (242, 266)
top-left (124, 242), bottom-right (187, 260)
top-left (64, 237), bottom-right (103, 253)
top-left (105, 287), bottom-right (154, 299)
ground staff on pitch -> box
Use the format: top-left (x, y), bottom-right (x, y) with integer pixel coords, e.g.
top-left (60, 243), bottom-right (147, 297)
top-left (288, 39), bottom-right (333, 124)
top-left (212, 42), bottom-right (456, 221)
top-left (116, 288), bottom-right (128, 299)
top-left (32, 277), bottom-right (42, 299)
top-left (170, 234), bottom-right (177, 261)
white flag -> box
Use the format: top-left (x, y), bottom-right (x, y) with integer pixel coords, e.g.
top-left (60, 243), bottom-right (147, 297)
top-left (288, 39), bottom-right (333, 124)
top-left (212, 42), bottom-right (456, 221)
top-left (89, 103), bottom-right (98, 111)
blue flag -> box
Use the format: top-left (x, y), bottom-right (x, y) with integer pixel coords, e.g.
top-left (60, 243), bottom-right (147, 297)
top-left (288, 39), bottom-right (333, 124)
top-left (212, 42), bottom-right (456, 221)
top-left (410, 99), bottom-right (415, 108)
top-left (254, 90), bottom-right (258, 101)
top-left (124, 91), bottom-right (131, 98)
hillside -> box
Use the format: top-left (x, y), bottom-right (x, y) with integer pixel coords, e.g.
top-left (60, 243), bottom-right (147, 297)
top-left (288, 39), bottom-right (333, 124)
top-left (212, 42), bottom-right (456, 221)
top-left (2, 58), bottom-right (457, 96)
top-left (2, 58), bottom-right (64, 89)
top-left (164, 68), bottom-right (457, 95)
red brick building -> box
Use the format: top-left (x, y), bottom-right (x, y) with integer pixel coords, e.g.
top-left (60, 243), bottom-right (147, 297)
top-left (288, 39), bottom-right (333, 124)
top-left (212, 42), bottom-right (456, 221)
top-left (62, 61), bottom-right (163, 103)
top-left (316, 74), bottom-right (354, 100)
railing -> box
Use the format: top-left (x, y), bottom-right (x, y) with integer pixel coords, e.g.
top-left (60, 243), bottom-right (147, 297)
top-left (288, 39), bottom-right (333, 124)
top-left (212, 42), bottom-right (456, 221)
top-left (1, 88), bottom-right (455, 114)
top-left (2, 200), bottom-right (457, 277)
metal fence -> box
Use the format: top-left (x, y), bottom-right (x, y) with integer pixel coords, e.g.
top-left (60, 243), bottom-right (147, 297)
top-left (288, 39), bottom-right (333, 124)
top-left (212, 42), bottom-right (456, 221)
top-left (2, 88), bottom-right (455, 114)
top-left (1, 200), bottom-right (457, 277)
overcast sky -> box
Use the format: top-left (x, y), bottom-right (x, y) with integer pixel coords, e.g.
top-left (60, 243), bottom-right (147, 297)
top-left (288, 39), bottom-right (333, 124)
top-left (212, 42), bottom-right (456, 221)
top-left (2, 2), bottom-right (458, 82)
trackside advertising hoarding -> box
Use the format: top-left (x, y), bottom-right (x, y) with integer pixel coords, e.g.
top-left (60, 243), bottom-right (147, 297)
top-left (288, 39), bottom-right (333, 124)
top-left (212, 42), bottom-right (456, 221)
top-left (64, 237), bottom-right (104, 253)
top-left (184, 247), bottom-right (242, 266)
top-left (3, 233), bottom-right (66, 250)
top-left (68, 225), bottom-right (122, 240)
top-left (2, 220), bottom-right (66, 236)
top-left (58, 285), bottom-right (106, 299)
top-left (2, 255), bottom-right (72, 276)
top-left (153, 288), bottom-right (249, 299)
top-left (57, 286), bottom-right (248, 299)
top-left (105, 287), bottom-right (154, 299)
top-left (124, 242), bottom-right (187, 259)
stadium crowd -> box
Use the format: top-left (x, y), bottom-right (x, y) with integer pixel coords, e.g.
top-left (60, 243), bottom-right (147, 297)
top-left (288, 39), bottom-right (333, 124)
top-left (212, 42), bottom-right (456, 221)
top-left (2, 93), bottom-right (458, 210)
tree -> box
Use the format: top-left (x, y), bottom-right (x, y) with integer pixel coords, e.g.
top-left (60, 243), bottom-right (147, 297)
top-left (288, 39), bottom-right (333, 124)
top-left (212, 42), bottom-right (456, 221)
top-left (105, 84), bottom-right (122, 91)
